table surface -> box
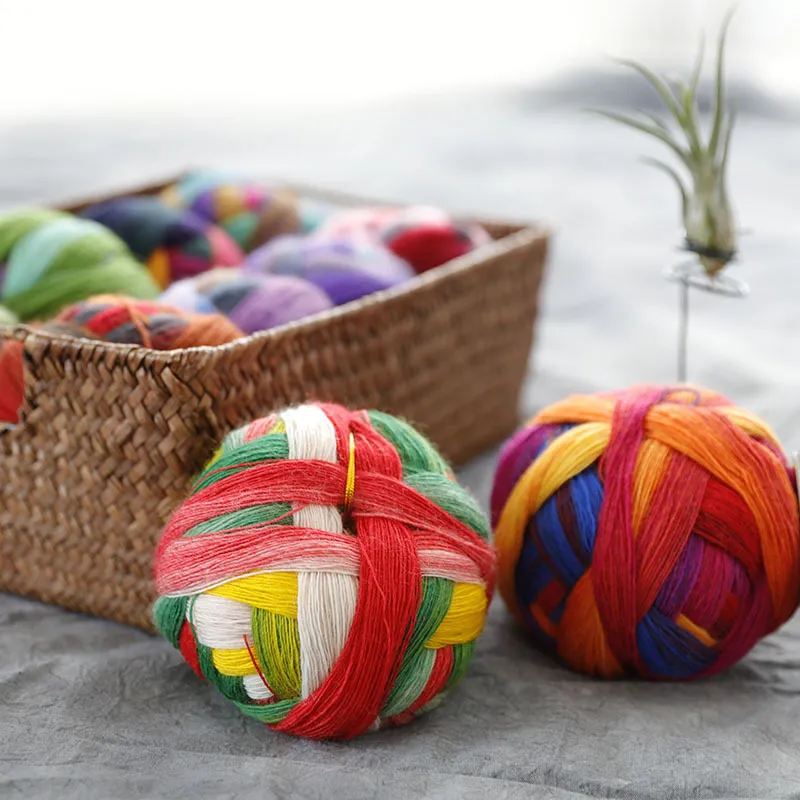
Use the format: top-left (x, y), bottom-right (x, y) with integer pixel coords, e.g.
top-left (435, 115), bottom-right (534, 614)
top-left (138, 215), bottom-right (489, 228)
top-left (3, 86), bottom-right (800, 799)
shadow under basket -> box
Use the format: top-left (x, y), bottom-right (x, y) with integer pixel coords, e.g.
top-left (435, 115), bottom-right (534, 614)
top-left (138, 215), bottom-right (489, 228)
top-left (0, 176), bottom-right (550, 630)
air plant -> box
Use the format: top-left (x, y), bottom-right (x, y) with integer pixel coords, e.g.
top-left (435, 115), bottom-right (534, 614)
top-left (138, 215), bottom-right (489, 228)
top-left (595, 8), bottom-right (745, 381)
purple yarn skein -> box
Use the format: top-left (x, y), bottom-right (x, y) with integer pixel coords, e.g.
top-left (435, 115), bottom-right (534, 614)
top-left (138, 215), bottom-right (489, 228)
top-left (244, 235), bottom-right (414, 306)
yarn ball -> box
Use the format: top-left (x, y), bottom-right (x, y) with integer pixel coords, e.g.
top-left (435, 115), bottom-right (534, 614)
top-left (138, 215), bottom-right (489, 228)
top-left (161, 268), bottom-right (332, 334)
top-left (57, 295), bottom-right (245, 348)
top-left (0, 214), bottom-right (160, 321)
top-left (491, 385), bottom-right (800, 680)
top-left (160, 171), bottom-right (301, 253)
top-left (0, 305), bottom-right (17, 326)
top-left (316, 205), bottom-right (491, 274)
top-left (245, 235), bottom-right (414, 306)
top-left (153, 403), bottom-right (495, 739)
top-left (81, 196), bottom-right (244, 288)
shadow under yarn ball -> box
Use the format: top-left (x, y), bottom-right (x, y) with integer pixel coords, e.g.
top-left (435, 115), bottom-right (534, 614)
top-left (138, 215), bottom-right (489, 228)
top-left (153, 403), bottom-right (495, 740)
top-left (81, 196), bottom-right (245, 288)
top-left (160, 171), bottom-right (302, 253)
top-left (245, 235), bottom-right (415, 306)
top-left (491, 384), bottom-right (800, 680)
top-left (0, 212), bottom-right (160, 321)
top-left (161, 268), bottom-right (333, 335)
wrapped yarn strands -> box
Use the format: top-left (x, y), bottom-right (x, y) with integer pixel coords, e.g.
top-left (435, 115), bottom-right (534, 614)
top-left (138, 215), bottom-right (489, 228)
top-left (160, 171), bottom-right (301, 252)
top-left (81, 196), bottom-right (244, 288)
top-left (161, 268), bottom-right (332, 334)
top-left (57, 296), bottom-right (245, 349)
top-left (491, 384), bottom-right (800, 680)
top-left (153, 403), bottom-right (496, 739)
top-left (0, 214), bottom-right (160, 321)
top-left (245, 235), bottom-right (414, 306)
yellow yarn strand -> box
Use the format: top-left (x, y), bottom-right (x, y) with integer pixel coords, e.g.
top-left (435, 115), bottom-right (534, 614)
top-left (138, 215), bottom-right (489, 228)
top-left (494, 422), bottom-right (611, 615)
top-left (344, 432), bottom-right (356, 510)
top-left (426, 583), bottom-right (487, 648)
top-left (212, 647), bottom-right (259, 677)
top-left (209, 572), bottom-right (298, 617)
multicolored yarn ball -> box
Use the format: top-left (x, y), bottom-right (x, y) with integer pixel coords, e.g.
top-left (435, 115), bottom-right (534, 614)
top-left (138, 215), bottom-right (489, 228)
top-left (0, 305), bottom-right (17, 326)
top-left (316, 205), bottom-right (491, 274)
top-left (491, 385), bottom-right (800, 680)
top-left (160, 268), bottom-right (332, 334)
top-left (160, 171), bottom-right (301, 253)
top-left (81, 196), bottom-right (244, 288)
top-left (153, 403), bottom-right (495, 739)
top-left (57, 295), bottom-right (244, 349)
top-left (245, 235), bottom-right (414, 306)
top-left (0, 213), bottom-right (160, 321)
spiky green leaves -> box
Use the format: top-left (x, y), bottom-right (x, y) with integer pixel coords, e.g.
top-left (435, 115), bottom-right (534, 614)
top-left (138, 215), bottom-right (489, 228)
top-left (593, 8), bottom-right (739, 275)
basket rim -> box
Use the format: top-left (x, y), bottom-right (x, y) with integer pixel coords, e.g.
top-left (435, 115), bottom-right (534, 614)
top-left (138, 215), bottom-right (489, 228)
top-left (3, 219), bottom-right (550, 366)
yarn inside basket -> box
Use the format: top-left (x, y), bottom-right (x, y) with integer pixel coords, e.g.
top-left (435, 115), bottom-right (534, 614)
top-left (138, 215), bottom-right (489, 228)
top-left (160, 171), bottom-right (302, 252)
top-left (245, 235), bottom-right (415, 306)
top-left (57, 295), bottom-right (245, 348)
top-left (160, 268), bottom-right (333, 334)
top-left (0, 214), bottom-right (161, 321)
top-left (491, 384), bottom-right (800, 680)
top-left (81, 196), bottom-right (244, 288)
top-left (153, 403), bottom-right (495, 740)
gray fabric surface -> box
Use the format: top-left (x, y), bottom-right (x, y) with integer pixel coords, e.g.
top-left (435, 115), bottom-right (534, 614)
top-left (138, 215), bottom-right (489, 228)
top-left (3, 87), bottom-right (800, 798)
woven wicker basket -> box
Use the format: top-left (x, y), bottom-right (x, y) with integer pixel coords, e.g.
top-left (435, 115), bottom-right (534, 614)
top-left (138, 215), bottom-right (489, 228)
top-left (0, 176), bottom-right (549, 630)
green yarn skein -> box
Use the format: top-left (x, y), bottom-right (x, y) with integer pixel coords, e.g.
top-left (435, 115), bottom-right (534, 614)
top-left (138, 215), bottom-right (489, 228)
top-left (0, 213), bottom-right (160, 321)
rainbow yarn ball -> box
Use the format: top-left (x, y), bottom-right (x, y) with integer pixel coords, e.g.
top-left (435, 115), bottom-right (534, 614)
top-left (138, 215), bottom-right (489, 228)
top-left (491, 385), bottom-right (800, 680)
top-left (153, 403), bottom-right (495, 739)
top-left (0, 305), bottom-right (17, 326)
top-left (81, 196), bottom-right (244, 288)
top-left (245, 235), bottom-right (414, 306)
top-left (57, 295), bottom-right (244, 349)
top-left (0, 212), bottom-right (160, 321)
top-left (160, 171), bottom-right (301, 253)
top-left (160, 268), bottom-right (332, 334)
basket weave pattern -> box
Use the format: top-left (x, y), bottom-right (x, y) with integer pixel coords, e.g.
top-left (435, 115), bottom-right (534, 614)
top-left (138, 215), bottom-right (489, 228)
top-left (0, 185), bottom-right (548, 630)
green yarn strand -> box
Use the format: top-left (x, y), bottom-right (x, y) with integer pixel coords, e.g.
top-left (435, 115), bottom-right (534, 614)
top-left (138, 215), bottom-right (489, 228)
top-left (252, 609), bottom-right (302, 700)
top-left (405, 472), bottom-right (491, 541)
top-left (185, 502), bottom-right (293, 537)
top-left (235, 697), bottom-right (299, 725)
top-left (195, 642), bottom-right (250, 704)
top-left (382, 577), bottom-right (453, 717)
top-left (367, 410), bottom-right (451, 477)
top-left (152, 596), bottom-right (188, 648)
top-left (445, 640), bottom-right (476, 691)
top-left (191, 434), bottom-right (290, 495)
